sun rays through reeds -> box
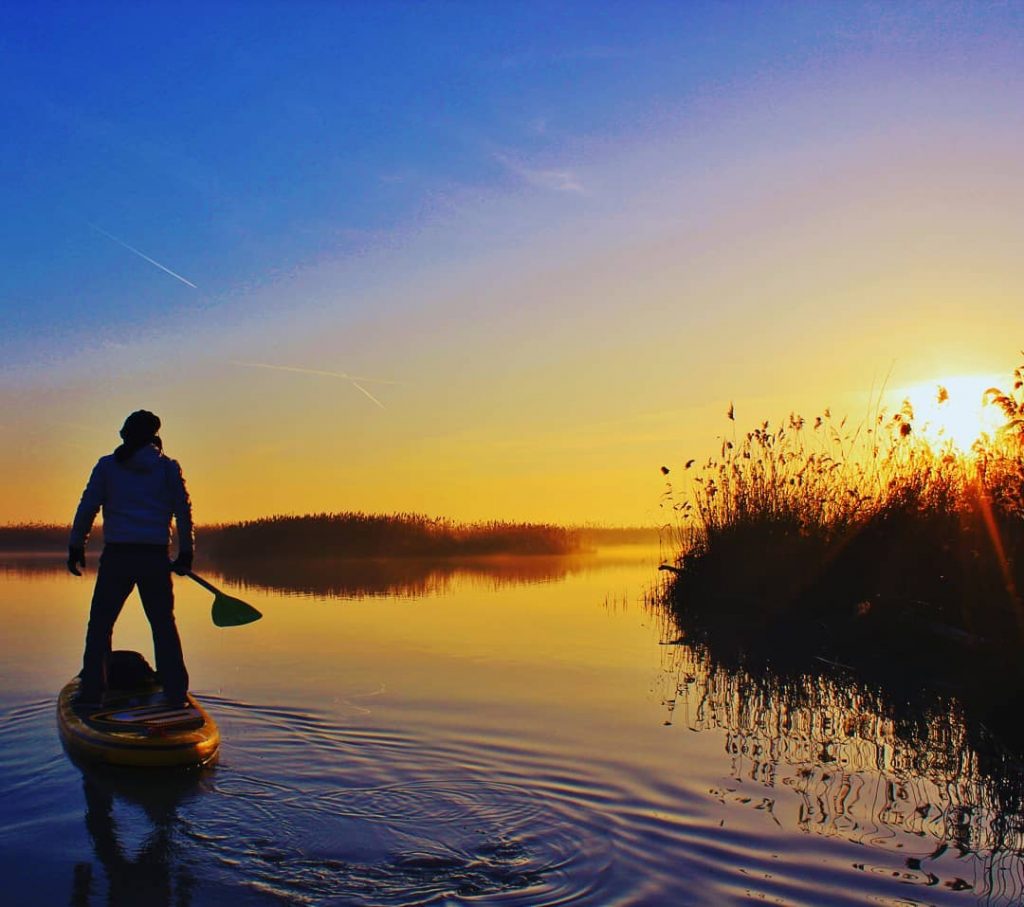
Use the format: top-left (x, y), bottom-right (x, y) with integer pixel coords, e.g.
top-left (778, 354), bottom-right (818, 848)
top-left (661, 360), bottom-right (1024, 687)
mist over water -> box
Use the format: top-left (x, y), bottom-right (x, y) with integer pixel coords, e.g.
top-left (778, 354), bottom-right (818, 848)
top-left (2, 549), bottom-right (1023, 905)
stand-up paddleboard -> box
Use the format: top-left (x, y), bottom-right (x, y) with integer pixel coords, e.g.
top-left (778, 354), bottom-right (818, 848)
top-left (57, 653), bottom-right (219, 768)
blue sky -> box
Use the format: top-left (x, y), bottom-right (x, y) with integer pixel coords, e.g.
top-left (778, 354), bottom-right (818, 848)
top-left (5, 1), bottom-right (1018, 362)
top-left (3, 2), bottom-right (1024, 523)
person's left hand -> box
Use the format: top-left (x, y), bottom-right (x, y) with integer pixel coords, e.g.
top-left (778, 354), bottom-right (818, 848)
top-left (170, 550), bottom-right (193, 576)
top-left (68, 546), bottom-right (85, 576)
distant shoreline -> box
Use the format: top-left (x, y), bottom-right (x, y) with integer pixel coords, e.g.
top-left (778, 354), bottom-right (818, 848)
top-left (0, 514), bottom-right (660, 559)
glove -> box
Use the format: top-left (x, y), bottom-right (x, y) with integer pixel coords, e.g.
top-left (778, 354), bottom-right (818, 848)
top-left (68, 546), bottom-right (86, 576)
top-left (170, 550), bottom-right (194, 576)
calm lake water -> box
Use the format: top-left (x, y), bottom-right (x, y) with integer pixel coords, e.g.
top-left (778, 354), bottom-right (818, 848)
top-left (2, 548), bottom-right (1024, 906)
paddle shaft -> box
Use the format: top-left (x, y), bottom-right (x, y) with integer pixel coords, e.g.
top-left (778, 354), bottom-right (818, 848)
top-left (185, 571), bottom-right (222, 595)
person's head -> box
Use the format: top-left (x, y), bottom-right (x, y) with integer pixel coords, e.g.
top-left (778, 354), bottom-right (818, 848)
top-left (114, 410), bottom-right (163, 461)
top-left (120, 410), bottom-right (161, 445)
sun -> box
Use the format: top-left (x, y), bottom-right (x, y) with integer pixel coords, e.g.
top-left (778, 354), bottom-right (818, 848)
top-left (898, 373), bottom-right (1007, 451)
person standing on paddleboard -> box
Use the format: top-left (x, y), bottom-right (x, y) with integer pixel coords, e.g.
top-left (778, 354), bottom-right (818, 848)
top-left (67, 410), bottom-right (194, 709)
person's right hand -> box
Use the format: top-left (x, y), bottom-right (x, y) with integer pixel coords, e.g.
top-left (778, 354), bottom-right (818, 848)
top-left (68, 546), bottom-right (85, 576)
top-left (170, 550), bottom-right (193, 576)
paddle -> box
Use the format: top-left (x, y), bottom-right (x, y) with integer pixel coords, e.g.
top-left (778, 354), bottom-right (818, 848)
top-left (184, 572), bottom-right (263, 627)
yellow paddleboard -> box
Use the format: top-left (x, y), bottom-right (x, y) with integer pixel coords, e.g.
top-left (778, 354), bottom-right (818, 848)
top-left (57, 677), bottom-right (219, 768)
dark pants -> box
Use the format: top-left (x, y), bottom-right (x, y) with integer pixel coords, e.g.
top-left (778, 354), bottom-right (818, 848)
top-left (80, 545), bottom-right (189, 702)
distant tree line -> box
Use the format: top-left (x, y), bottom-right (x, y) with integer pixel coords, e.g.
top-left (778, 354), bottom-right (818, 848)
top-left (202, 512), bottom-right (580, 559)
top-left (0, 513), bottom-right (657, 559)
top-left (0, 523), bottom-right (102, 551)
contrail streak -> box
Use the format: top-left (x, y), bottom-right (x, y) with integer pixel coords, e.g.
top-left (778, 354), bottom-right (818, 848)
top-left (88, 222), bottom-right (198, 289)
top-left (230, 360), bottom-right (402, 409)
top-left (349, 381), bottom-right (385, 409)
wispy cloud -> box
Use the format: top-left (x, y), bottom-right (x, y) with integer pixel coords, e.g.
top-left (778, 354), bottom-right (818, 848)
top-left (494, 153), bottom-right (586, 194)
top-left (88, 222), bottom-right (197, 289)
top-left (230, 360), bottom-right (403, 409)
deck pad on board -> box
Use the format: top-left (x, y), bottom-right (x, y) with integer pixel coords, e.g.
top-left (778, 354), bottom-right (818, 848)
top-left (90, 704), bottom-right (205, 733)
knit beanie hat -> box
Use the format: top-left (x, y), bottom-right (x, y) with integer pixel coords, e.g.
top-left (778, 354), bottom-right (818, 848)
top-left (115, 410), bottom-right (162, 462)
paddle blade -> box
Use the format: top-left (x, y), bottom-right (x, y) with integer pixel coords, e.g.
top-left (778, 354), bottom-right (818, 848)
top-left (211, 591), bottom-right (263, 627)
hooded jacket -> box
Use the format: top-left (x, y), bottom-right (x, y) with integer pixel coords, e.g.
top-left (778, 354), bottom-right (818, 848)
top-left (69, 443), bottom-right (194, 550)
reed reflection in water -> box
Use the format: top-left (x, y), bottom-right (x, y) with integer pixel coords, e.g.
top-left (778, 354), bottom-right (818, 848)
top-left (211, 554), bottom-right (636, 599)
top-left (659, 630), bottom-right (1024, 902)
top-left (0, 550), bottom-right (646, 599)
top-left (9, 551), bottom-right (1024, 904)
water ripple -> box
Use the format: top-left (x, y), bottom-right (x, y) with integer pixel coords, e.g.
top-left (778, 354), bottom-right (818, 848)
top-left (174, 696), bottom-right (617, 905)
top-left (3, 665), bottom-right (1017, 906)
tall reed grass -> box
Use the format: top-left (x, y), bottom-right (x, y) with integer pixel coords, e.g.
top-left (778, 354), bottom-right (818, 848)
top-left (0, 515), bottom-right (655, 560)
top-left (662, 362), bottom-right (1024, 658)
top-left (200, 512), bottom-right (581, 559)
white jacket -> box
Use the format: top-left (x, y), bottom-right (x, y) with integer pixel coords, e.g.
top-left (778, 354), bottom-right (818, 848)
top-left (70, 444), bottom-right (194, 550)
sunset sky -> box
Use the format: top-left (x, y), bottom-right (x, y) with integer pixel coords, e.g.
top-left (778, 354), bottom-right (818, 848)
top-left (2, 2), bottom-right (1023, 527)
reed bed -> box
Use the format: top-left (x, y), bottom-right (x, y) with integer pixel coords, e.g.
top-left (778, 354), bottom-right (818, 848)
top-left (0, 515), bottom-right (655, 560)
top-left (0, 522), bottom-right (90, 551)
top-left (662, 362), bottom-right (1024, 672)
top-left (200, 512), bottom-right (581, 559)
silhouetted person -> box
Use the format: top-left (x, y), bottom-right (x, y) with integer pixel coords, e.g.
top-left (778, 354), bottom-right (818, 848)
top-left (68, 410), bottom-right (194, 708)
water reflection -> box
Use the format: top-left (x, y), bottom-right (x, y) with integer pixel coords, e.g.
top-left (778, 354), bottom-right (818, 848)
top-left (0, 553), bottom-right (66, 578)
top-left (13, 547), bottom-right (1024, 903)
top-left (212, 555), bottom-right (609, 598)
top-left (70, 759), bottom-right (212, 907)
top-left (660, 633), bottom-right (1024, 900)
top-left (0, 551), bottom-right (651, 598)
